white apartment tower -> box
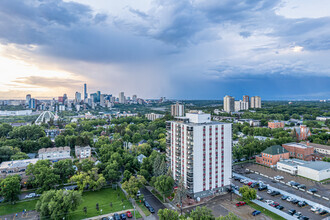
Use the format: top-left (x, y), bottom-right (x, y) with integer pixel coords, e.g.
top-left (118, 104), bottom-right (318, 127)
top-left (166, 111), bottom-right (232, 198)
top-left (223, 95), bottom-right (235, 113)
top-left (234, 100), bottom-right (249, 112)
top-left (171, 102), bottom-right (185, 117)
top-left (250, 96), bottom-right (261, 108)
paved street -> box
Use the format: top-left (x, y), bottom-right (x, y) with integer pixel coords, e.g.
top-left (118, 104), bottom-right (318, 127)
top-left (140, 187), bottom-right (166, 220)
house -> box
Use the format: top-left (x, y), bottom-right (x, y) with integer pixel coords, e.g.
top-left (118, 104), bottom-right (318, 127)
top-left (256, 145), bottom-right (289, 167)
top-left (292, 125), bottom-right (311, 141)
top-left (282, 142), bottom-right (314, 161)
top-left (137, 154), bottom-right (146, 163)
top-left (138, 140), bottom-right (148, 146)
top-left (75, 146), bottom-right (91, 159)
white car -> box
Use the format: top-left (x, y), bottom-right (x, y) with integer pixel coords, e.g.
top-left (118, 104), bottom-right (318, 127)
top-left (267, 189), bottom-right (273, 194)
top-left (25, 193), bottom-right (36, 199)
top-left (311, 206), bottom-right (320, 212)
top-left (274, 176), bottom-right (284, 180)
top-left (265, 200), bottom-right (274, 205)
top-left (240, 179), bottom-right (245, 183)
top-left (286, 197), bottom-right (294, 202)
top-left (136, 190), bottom-right (141, 197)
top-left (243, 180), bottom-right (250, 184)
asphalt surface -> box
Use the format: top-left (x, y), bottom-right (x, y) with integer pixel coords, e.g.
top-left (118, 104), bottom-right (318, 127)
top-left (140, 187), bottom-right (166, 219)
top-left (233, 174), bottom-right (329, 220)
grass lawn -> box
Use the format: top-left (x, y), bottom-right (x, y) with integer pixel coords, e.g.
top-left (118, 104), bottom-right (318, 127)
top-left (68, 187), bottom-right (141, 219)
top-left (0, 199), bottom-right (38, 216)
top-left (135, 200), bottom-right (151, 217)
top-left (247, 201), bottom-right (286, 220)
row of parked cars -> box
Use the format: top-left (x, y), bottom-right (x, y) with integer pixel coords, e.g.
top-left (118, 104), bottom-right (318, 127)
top-left (234, 200), bottom-right (261, 217)
top-left (288, 181), bottom-right (318, 193)
top-left (101, 211), bottom-right (133, 220)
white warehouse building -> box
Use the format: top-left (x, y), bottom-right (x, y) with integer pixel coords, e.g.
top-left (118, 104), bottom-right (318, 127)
top-left (166, 111), bottom-right (232, 199)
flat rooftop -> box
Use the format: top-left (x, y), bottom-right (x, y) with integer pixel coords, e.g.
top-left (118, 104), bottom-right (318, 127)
top-left (283, 142), bottom-right (313, 149)
top-left (300, 142), bottom-right (329, 150)
top-left (277, 159), bottom-right (307, 167)
top-left (298, 161), bottom-right (330, 171)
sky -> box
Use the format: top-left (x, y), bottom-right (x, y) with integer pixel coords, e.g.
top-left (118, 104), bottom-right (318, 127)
top-left (0, 0), bottom-right (330, 100)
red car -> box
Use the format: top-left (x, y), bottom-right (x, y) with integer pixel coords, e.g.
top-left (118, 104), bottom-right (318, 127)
top-left (247, 182), bottom-right (253, 186)
top-left (126, 211), bottom-right (132, 218)
top-left (270, 202), bottom-right (279, 207)
top-left (236, 201), bottom-right (246, 207)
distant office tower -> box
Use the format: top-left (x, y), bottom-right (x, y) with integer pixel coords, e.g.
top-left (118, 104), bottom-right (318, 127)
top-left (171, 102), bottom-right (185, 117)
top-left (90, 93), bottom-right (97, 103)
top-left (132, 95), bottom-right (137, 102)
top-left (100, 94), bottom-right (105, 107)
top-left (223, 95), bottom-right (235, 113)
top-left (29, 98), bottom-right (37, 109)
top-left (119, 92), bottom-right (125, 104)
top-left (63, 94), bottom-right (68, 105)
top-left (97, 91), bottom-right (101, 102)
top-left (84, 83), bottom-right (87, 100)
top-left (234, 100), bottom-right (249, 112)
top-left (75, 92), bottom-right (81, 104)
top-left (250, 96), bottom-right (261, 108)
top-left (166, 111), bottom-right (232, 198)
top-left (58, 96), bottom-right (64, 104)
top-left (26, 94), bottom-right (31, 106)
top-left (243, 95), bottom-right (249, 103)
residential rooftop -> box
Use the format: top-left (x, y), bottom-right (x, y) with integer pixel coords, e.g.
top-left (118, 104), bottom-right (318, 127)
top-left (262, 145), bottom-right (289, 155)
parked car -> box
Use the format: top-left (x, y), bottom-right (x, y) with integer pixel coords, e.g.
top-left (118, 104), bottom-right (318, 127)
top-left (319, 210), bottom-right (328, 215)
top-left (148, 206), bottom-right (155, 213)
top-left (270, 191), bottom-right (280, 196)
top-left (281, 195), bottom-right (289, 200)
top-left (289, 181), bottom-right (300, 187)
top-left (293, 212), bottom-right (302, 218)
top-left (136, 191), bottom-right (141, 197)
top-left (120, 213), bottom-right (127, 220)
top-left (234, 176), bottom-right (241, 181)
top-left (267, 189), bottom-right (273, 194)
top-left (274, 175), bottom-right (284, 180)
top-left (270, 202), bottom-right (279, 207)
top-left (236, 201), bottom-right (246, 207)
top-left (113, 213), bottom-right (120, 220)
top-left (258, 185), bottom-right (267, 191)
top-left (240, 179), bottom-right (245, 183)
top-left (299, 216), bottom-right (309, 220)
top-left (297, 184), bottom-right (306, 189)
top-left (298, 201), bottom-right (307, 207)
top-left (286, 197), bottom-right (294, 202)
top-left (251, 182), bottom-right (258, 188)
top-left (252, 210), bottom-right (261, 216)
top-left (311, 206), bottom-right (320, 212)
top-left (108, 216), bottom-right (114, 220)
top-left (308, 188), bottom-right (318, 193)
top-left (265, 200), bottom-right (274, 205)
top-left (25, 193), bottom-right (36, 199)
top-left (126, 211), bottom-right (132, 218)
top-left (276, 205), bottom-right (284, 210)
top-left (288, 209), bottom-right (296, 215)
top-left (243, 180), bottom-right (250, 184)
top-left (143, 201), bottom-right (150, 208)
top-left (256, 195), bottom-right (263, 201)
top-left (247, 182), bottom-right (253, 186)
top-left (291, 199), bottom-right (299, 204)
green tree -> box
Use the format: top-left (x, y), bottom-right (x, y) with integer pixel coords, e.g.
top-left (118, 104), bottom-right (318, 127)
top-left (76, 159), bottom-right (95, 172)
top-left (103, 161), bottom-right (121, 183)
top-left (26, 160), bottom-right (60, 194)
top-left (0, 123), bottom-right (13, 137)
top-left (0, 175), bottom-right (21, 203)
top-left (55, 135), bottom-right (66, 147)
top-left (158, 209), bottom-right (179, 220)
top-left (174, 177), bottom-right (188, 215)
top-left (0, 146), bottom-right (20, 162)
top-left (122, 175), bottom-right (146, 199)
top-left (36, 189), bottom-right (82, 220)
top-left (132, 133), bottom-right (142, 144)
top-left (154, 175), bottom-right (174, 202)
top-left (10, 152), bottom-right (29, 161)
top-left (122, 170), bottom-right (132, 182)
top-left (38, 137), bottom-right (53, 149)
top-left (190, 206), bottom-right (215, 220)
top-left (9, 125), bottom-right (45, 140)
top-left (70, 168), bottom-right (106, 191)
top-left (53, 159), bottom-right (75, 182)
top-left (239, 185), bottom-right (256, 202)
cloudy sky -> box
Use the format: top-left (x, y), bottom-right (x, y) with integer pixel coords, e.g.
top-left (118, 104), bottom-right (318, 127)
top-left (0, 0), bottom-right (330, 100)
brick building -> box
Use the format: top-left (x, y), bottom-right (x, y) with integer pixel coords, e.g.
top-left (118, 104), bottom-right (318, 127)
top-left (282, 142), bottom-right (314, 160)
top-left (292, 125), bottom-right (311, 141)
top-left (268, 121), bottom-right (285, 129)
top-left (256, 145), bottom-right (289, 167)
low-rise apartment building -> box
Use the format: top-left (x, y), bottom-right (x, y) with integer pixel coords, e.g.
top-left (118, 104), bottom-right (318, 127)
top-left (256, 145), bottom-right (289, 167)
top-left (301, 142), bottom-right (330, 156)
top-left (38, 147), bottom-right (71, 160)
top-left (268, 121), bottom-right (285, 129)
top-left (75, 146), bottom-right (91, 159)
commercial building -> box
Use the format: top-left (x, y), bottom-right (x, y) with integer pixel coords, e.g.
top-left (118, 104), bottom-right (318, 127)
top-left (292, 125), bottom-right (311, 141)
top-left (256, 145), bottom-right (289, 167)
top-left (0, 110), bottom-right (33, 116)
top-left (250, 96), bottom-right (261, 108)
top-left (119, 92), bottom-right (125, 104)
top-left (38, 147), bottom-right (71, 160)
top-left (223, 95), bottom-right (234, 113)
top-left (234, 100), bottom-right (249, 112)
top-left (268, 121), bottom-right (285, 129)
top-left (75, 146), bottom-right (91, 159)
top-left (282, 142), bottom-right (314, 160)
top-left (166, 111), bottom-right (232, 198)
top-left (277, 159), bottom-right (330, 181)
top-left (301, 142), bottom-right (330, 156)
top-left (84, 83), bottom-right (88, 100)
top-left (145, 113), bottom-right (164, 121)
top-left (26, 94), bottom-right (31, 106)
top-left (171, 102), bottom-right (185, 117)
top-left (75, 92), bottom-right (81, 104)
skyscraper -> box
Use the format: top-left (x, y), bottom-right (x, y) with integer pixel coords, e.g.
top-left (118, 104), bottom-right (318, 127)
top-left (75, 92), bottom-right (81, 104)
top-left (26, 94), bottom-right (31, 106)
top-left (223, 95), bottom-right (235, 113)
top-left (250, 96), bottom-right (261, 108)
top-left (171, 102), bottom-right (185, 117)
top-left (234, 100), bottom-right (249, 112)
top-left (84, 83), bottom-right (87, 100)
top-left (97, 91), bottom-right (101, 102)
top-left (166, 111), bottom-right (232, 198)
top-left (243, 95), bottom-right (249, 103)
top-left (119, 92), bottom-right (125, 104)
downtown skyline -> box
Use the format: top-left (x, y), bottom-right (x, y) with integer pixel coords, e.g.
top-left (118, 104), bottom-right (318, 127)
top-left (0, 0), bottom-right (330, 100)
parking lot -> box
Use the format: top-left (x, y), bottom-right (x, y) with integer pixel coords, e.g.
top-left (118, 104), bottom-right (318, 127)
top-left (234, 163), bottom-right (330, 207)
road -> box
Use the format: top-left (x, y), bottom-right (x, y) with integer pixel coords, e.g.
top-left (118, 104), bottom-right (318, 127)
top-left (233, 173), bottom-right (329, 220)
top-left (140, 187), bottom-right (166, 219)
